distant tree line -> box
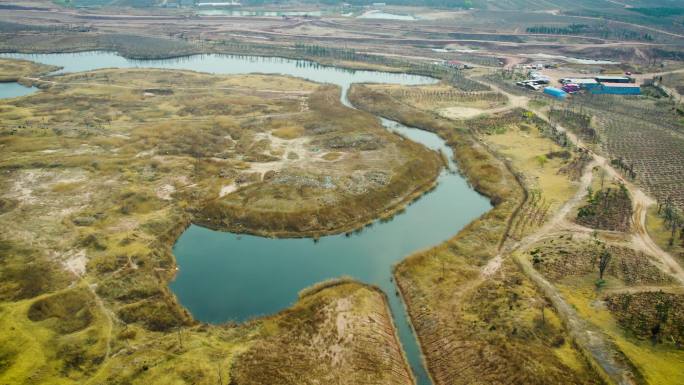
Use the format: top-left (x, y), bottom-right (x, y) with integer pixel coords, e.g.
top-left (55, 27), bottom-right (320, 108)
top-left (294, 43), bottom-right (358, 61)
top-left (526, 23), bottom-right (654, 41)
top-left (526, 24), bottom-right (589, 35)
top-left (629, 7), bottom-right (684, 18)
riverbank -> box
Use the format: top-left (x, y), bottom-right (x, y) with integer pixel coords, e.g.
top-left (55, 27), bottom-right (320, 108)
top-left (0, 57), bottom-right (444, 384)
top-left (229, 280), bottom-right (416, 385)
top-left (0, 50), bottom-right (621, 385)
top-left (0, 32), bottom-right (420, 75)
top-left (0, 57), bottom-right (59, 82)
top-left (348, 84), bottom-right (604, 384)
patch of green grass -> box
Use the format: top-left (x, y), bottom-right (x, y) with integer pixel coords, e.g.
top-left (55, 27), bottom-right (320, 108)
top-left (560, 285), bottom-right (684, 385)
top-left (645, 206), bottom-right (684, 266)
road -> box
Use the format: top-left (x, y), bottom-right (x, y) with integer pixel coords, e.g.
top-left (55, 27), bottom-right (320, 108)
top-left (474, 75), bottom-right (684, 385)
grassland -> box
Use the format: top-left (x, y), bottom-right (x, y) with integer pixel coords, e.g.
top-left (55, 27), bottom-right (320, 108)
top-left (0, 33), bottom-right (202, 61)
top-left (348, 84), bottom-right (602, 385)
top-left (512, 154), bottom-right (684, 385)
top-left (480, 122), bottom-right (581, 240)
top-left (361, 83), bottom-right (509, 120)
top-left (0, 58), bottom-right (59, 82)
top-left (230, 281), bottom-right (414, 385)
top-left (527, 233), bottom-right (684, 385)
top-left (1, 271), bottom-right (411, 385)
top-left (0, 64), bottom-right (438, 384)
top-left (2, 67), bottom-right (440, 237)
top-left (646, 206), bottom-right (684, 266)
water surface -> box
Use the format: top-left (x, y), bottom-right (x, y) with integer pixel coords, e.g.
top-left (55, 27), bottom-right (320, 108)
top-left (0, 82), bottom-right (37, 99)
top-left (198, 9), bottom-right (324, 16)
top-left (0, 51), bottom-right (491, 385)
top-left (358, 10), bottom-right (416, 20)
top-left (0, 52), bottom-right (430, 102)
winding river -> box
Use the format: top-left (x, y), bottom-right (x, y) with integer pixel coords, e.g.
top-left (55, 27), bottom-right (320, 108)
top-left (0, 52), bottom-right (491, 385)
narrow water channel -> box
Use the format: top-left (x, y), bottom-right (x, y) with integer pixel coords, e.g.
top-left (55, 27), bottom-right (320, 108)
top-left (0, 52), bottom-right (492, 385)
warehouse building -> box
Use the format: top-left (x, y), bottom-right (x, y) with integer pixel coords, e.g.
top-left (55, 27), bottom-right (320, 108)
top-left (560, 78), bottom-right (600, 90)
top-left (590, 83), bottom-right (641, 95)
top-left (595, 75), bottom-right (634, 84)
top-left (544, 87), bottom-right (568, 99)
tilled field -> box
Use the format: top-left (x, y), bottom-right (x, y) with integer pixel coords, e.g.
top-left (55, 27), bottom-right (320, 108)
top-left (596, 114), bottom-right (684, 210)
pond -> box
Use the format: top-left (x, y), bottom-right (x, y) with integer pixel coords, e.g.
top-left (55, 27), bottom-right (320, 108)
top-left (0, 82), bottom-right (37, 99)
top-left (357, 10), bottom-right (416, 20)
top-left (0, 51), bottom-right (492, 385)
top-left (197, 9), bottom-right (324, 17)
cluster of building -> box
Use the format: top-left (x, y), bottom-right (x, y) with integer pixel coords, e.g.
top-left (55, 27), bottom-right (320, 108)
top-left (516, 71), bottom-right (551, 90)
top-left (517, 62), bottom-right (558, 71)
top-left (443, 60), bottom-right (474, 70)
top-left (541, 75), bottom-right (641, 100)
top-left (162, 0), bottom-right (196, 7)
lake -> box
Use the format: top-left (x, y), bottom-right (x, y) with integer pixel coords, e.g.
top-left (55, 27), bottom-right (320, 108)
top-left (0, 51), bottom-right (491, 385)
top-left (357, 10), bottom-right (416, 20)
top-left (0, 82), bottom-right (37, 99)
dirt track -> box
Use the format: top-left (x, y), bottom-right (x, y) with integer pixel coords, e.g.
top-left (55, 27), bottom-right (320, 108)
top-left (473, 74), bottom-right (684, 385)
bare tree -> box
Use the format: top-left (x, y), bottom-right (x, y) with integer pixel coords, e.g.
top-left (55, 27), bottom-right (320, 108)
top-left (539, 299), bottom-right (548, 326)
top-left (598, 247), bottom-right (612, 281)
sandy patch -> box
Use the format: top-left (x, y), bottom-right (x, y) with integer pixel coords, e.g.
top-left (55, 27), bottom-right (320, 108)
top-left (135, 149), bottom-right (155, 158)
top-left (219, 183), bottom-right (237, 198)
top-left (9, 169), bottom-right (87, 205)
top-left (156, 184), bottom-right (175, 200)
top-left (175, 175), bottom-right (191, 186)
top-left (481, 255), bottom-right (502, 278)
top-left (107, 217), bottom-right (139, 233)
top-left (438, 106), bottom-right (488, 120)
top-left (63, 249), bottom-right (87, 276)
top-left (245, 132), bottom-right (311, 175)
top-left (335, 297), bottom-right (353, 337)
top-left (11, 170), bottom-right (40, 204)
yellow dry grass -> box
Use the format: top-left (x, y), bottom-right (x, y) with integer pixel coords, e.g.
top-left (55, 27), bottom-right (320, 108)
top-left (645, 206), bottom-right (684, 265)
top-left (559, 284), bottom-right (684, 385)
top-left (271, 125), bottom-right (304, 139)
top-left (485, 124), bottom-right (577, 214)
top-left (0, 58), bottom-right (59, 82)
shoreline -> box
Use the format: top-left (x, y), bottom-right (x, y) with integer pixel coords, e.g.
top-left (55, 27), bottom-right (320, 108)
top-left (192, 169), bottom-right (441, 240)
top-left (0, 50), bottom-right (495, 385)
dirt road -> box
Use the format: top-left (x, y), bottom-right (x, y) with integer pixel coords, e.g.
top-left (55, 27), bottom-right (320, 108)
top-left (474, 74), bottom-right (684, 385)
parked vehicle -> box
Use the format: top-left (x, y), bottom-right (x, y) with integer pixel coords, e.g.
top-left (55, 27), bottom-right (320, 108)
top-left (544, 87), bottom-right (568, 99)
top-left (562, 83), bottom-right (581, 93)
